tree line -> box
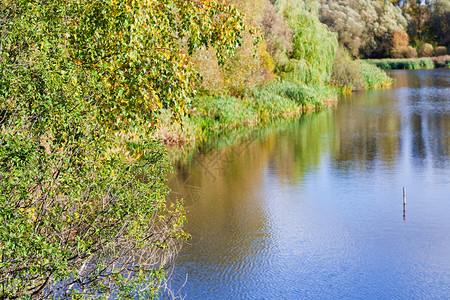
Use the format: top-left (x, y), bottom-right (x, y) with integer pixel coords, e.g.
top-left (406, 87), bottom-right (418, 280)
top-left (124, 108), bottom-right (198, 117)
top-left (319, 0), bottom-right (449, 58)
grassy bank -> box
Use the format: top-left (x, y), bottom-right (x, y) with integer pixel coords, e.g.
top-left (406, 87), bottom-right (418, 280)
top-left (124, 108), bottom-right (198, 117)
top-left (330, 48), bottom-right (393, 92)
top-left (157, 62), bottom-right (392, 148)
top-left (156, 80), bottom-right (337, 146)
top-left (365, 56), bottom-right (450, 70)
top-left (358, 62), bottom-right (394, 89)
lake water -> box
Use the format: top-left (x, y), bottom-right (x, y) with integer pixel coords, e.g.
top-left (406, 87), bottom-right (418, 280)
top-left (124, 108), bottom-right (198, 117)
top-left (167, 69), bottom-right (450, 299)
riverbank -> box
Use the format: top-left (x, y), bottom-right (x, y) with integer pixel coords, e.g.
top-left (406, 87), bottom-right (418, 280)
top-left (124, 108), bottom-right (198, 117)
top-left (156, 81), bottom-right (336, 147)
top-left (168, 69), bottom-right (450, 300)
top-left (156, 63), bottom-right (392, 149)
top-left (365, 56), bottom-right (450, 70)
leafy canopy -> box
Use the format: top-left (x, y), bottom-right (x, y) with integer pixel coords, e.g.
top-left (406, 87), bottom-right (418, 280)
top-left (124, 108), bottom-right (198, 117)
top-left (0, 0), bottom-right (248, 298)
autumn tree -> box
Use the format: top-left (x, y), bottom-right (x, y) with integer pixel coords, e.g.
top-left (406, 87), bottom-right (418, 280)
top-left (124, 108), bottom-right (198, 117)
top-left (0, 0), bottom-right (248, 298)
top-left (426, 0), bottom-right (450, 48)
top-left (319, 0), bottom-right (408, 58)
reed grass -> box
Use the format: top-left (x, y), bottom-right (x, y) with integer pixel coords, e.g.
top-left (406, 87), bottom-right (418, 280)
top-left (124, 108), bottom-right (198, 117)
top-left (155, 79), bottom-right (337, 145)
top-left (364, 58), bottom-right (439, 70)
top-left (358, 62), bottom-right (394, 89)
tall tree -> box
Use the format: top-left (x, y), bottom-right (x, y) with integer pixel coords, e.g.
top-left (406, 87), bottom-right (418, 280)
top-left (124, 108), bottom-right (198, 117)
top-left (319, 0), bottom-right (407, 58)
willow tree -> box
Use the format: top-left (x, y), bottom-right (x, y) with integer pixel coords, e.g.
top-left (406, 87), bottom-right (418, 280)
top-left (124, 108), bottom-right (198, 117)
top-left (0, 0), bottom-right (247, 298)
top-left (277, 0), bottom-right (338, 86)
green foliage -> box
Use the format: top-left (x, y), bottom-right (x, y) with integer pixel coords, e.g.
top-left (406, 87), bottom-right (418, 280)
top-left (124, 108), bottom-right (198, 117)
top-left (258, 80), bottom-right (336, 107)
top-left (358, 62), bottom-right (394, 89)
top-left (331, 48), bottom-right (392, 91)
top-left (365, 57), bottom-right (436, 69)
top-left (331, 48), bottom-right (366, 91)
top-left (67, 0), bottom-right (247, 122)
top-left (192, 0), bottom-right (339, 100)
top-left (0, 0), bottom-right (247, 298)
top-left (192, 0), bottom-right (269, 97)
top-left (277, 0), bottom-right (338, 86)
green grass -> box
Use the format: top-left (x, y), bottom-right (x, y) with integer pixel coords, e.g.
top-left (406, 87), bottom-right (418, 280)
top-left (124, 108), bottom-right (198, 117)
top-left (364, 58), bottom-right (437, 70)
top-left (156, 80), bottom-right (337, 145)
top-left (358, 62), bottom-right (393, 89)
top-left (191, 80), bottom-right (336, 136)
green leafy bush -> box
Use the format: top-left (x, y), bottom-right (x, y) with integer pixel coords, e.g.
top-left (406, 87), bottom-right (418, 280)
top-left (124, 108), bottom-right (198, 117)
top-left (193, 0), bottom-right (272, 97)
top-left (331, 48), bottom-right (366, 91)
top-left (0, 0), bottom-right (247, 298)
top-left (277, 0), bottom-right (338, 86)
top-left (358, 62), bottom-right (393, 89)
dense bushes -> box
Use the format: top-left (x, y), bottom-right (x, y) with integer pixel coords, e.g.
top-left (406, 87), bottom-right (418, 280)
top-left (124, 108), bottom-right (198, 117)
top-left (193, 0), bottom-right (276, 96)
top-left (390, 29), bottom-right (409, 58)
top-left (331, 48), bottom-right (366, 91)
top-left (392, 46), bottom-right (418, 58)
top-left (193, 0), bottom-right (396, 103)
top-left (319, 0), bottom-right (407, 58)
top-left (418, 43), bottom-right (435, 57)
top-left (262, 0), bottom-right (293, 67)
top-left (435, 46), bottom-right (448, 56)
top-left (0, 0), bottom-right (247, 298)
top-left (331, 48), bottom-right (392, 91)
top-left (194, 0), bottom-right (340, 100)
top-left (389, 30), bottom-right (418, 58)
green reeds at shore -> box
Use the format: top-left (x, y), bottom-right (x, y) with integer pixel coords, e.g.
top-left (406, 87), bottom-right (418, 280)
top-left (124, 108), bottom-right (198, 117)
top-left (358, 62), bottom-right (394, 89)
top-left (157, 61), bottom-right (393, 147)
top-left (156, 81), bottom-right (337, 145)
top-left (331, 48), bottom-right (393, 92)
top-left (364, 56), bottom-right (450, 70)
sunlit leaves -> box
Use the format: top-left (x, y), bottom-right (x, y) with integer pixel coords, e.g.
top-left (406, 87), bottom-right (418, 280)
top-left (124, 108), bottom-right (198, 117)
top-left (0, 0), bottom-right (247, 298)
top-left (66, 0), bottom-right (247, 125)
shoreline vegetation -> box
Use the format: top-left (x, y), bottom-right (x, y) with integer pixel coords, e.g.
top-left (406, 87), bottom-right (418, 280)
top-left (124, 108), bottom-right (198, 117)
top-left (156, 83), bottom-right (336, 148)
top-left (157, 60), bottom-right (393, 149)
top-left (155, 0), bottom-right (397, 151)
top-left (365, 56), bottom-right (450, 70)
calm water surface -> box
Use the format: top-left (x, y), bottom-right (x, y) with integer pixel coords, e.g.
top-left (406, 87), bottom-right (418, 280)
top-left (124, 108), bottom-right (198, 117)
top-left (167, 69), bottom-right (450, 299)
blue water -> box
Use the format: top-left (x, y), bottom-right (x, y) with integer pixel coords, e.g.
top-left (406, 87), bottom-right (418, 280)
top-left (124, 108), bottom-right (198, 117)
top-left (167, 69), bottom-right (450, 299)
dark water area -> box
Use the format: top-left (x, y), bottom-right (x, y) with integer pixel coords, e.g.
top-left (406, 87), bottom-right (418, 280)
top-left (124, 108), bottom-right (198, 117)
top-left (167, 69), bottom-right (450, 299)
